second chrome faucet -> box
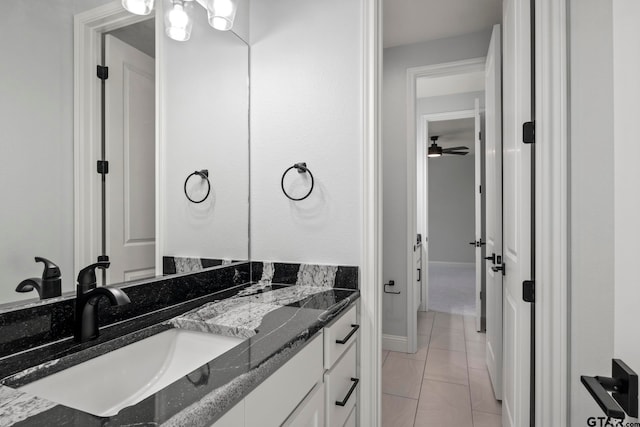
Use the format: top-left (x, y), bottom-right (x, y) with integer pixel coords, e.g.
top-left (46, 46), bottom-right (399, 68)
top-left (74, 261), bottom-right (130, 343)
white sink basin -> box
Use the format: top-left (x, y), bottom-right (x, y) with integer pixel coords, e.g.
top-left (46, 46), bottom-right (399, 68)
top-left (19, 329), bottom-right (243, 417)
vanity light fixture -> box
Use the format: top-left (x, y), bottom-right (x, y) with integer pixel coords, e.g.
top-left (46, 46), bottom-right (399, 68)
top-left (123, 0), bottom-right (238, 39)
top-left (165, 0), bottom-right (194, 41)
top-left (122, 0), bottom-right (155, 15)
top-left (206, 0), bottom-right (238, 31)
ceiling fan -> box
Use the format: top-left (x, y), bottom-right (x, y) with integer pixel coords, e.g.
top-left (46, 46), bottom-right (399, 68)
top-left (427, 135), bottom-right (469, 158)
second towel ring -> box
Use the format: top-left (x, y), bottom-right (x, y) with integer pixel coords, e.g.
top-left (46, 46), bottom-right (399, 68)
top-left (281, 162), bottom-right (314, 201)
top-left (184, 170), bottom-right (211, 204)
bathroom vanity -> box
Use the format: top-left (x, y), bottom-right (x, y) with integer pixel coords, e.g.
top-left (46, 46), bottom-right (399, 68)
top-left (0, 262), bottom-right (360, 426)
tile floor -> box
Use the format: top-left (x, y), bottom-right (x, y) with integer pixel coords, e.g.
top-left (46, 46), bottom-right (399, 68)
top-left (382, 311), bottom-right (502, 427)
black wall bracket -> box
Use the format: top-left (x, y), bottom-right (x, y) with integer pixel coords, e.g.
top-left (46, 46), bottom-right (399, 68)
top-left (581, 359), bottom-right (638, 420)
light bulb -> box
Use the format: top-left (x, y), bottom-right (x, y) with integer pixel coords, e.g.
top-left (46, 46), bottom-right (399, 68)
top-left (122, 0), bottom-right (154, 15)
top-left (207, 0), bottom-right (237, 31)
top-left (165, 0), bottom-right (193, 41)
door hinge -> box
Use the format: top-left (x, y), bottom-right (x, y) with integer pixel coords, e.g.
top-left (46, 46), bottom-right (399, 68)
top-left (97, 160), bottom-right (109, 175)
top-left (523, 121), bottom-right (535, 144)
top-left (479, 185), bottom-right (482, 194)
top-left (480, 290), bottom-right (484, 301)
top-left (97, 65), bottom-right (109, 80)
top-left (97, 255), bottom-right (110, 263)
top-left (523, 280), bottom-right (535, 303)
top-left (479, 131), bottom-right (482, 140)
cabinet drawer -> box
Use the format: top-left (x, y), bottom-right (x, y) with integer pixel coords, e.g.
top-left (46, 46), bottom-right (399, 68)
top-left (282, 382), bottom-right (325, 427)
top-left (245, 333), bottom-right (323, 427)
top-left (210, 400), bottom-right (244, 426)
top-left (324, 305), bottom-right (358, 369)
top-left (343, 405), bottom-right (356, 427)
top-left (325, 343), bottom-right (358, 427)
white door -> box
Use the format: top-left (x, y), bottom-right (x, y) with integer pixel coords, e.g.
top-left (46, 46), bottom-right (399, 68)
top-left (613, 0), bottom-right (640, 423)
top-left (484, 24), bottom-right (503, 400)
top-left (105, 35), bottom-right (156, 284)
top-left (474, 99), bottom-right (482, 332)
top-left (502, 0), bottom-right (533, 425)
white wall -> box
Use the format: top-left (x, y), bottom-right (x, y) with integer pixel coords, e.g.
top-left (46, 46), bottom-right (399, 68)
top-left (568, 0), bottom-right (616, 423)
top-left (161, 2), bottom-right (249, 262)
top-left (0, 0), bottom-right (113, 304)
top-left (249, 0), bottom-right (363, 266)
top-left (613, 0), bottom-right (640, 423)
top-left (428, 155), bottom-right (475, 263)
top-left (418, 91), bottom-right (485, 116)
top-left (383, 30), bottom-right (492, 337)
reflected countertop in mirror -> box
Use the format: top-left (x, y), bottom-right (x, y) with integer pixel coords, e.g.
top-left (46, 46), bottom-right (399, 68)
top-left (0, 0), bottom-right (250, 309)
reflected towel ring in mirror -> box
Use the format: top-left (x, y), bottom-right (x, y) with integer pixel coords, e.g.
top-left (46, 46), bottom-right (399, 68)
top-left (281, 162), bottom-right (314, 201)
top-left (184, 169), bottom-right (211, 203)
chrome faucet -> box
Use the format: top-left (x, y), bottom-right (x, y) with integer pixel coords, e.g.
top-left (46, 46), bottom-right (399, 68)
top-left (74, 261), bottom-right (130, 343)
top-left (16, 257), bottom-right (62, 300)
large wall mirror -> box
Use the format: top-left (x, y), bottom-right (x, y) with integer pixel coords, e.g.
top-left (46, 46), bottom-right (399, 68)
top-left (0, 0), bottom-right (250, 307)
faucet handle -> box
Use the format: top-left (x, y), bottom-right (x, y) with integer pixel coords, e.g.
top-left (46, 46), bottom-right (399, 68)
top-left (77, 261), bottom-right (110, 289)
top-left (35, 257), bottom-right (61, 280)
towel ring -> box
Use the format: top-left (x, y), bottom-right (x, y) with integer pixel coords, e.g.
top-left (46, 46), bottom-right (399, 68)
top-left (281, 162), bottom-right (314, 201)
top-left (184, 170), bottom-right (211, 204)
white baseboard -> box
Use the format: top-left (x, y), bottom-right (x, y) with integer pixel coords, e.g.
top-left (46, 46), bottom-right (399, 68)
top-left (382, 334), bottom-right (408, 352)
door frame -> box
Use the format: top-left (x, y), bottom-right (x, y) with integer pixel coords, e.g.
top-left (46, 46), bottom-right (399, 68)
top-left (406, 57), bottom-right (485, 353)
top-left (417, 109), bottom-right (480, 318)
top-left (74, 2), bottom-right (157, 278)
top-left (534, 0), bottom-right (568, 424)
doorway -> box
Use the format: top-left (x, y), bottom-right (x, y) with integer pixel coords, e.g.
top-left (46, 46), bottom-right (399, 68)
top-left (74, 4), bottom-right (157, 286)
top-left (423, 115), bottom-right (480, 319)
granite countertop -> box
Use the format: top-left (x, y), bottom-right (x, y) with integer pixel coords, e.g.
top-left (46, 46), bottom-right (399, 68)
top-left (0, 283), bottom-right (359, 427)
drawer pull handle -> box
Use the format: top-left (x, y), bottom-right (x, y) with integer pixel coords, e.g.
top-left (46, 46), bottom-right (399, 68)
top-left (336, 324), bottom-right (360, 344)
top-left (335, 378), bottom-right (360, 407)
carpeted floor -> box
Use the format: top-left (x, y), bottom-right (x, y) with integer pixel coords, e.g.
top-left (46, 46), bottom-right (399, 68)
top-left (427, 262), bottom-right (476, 316)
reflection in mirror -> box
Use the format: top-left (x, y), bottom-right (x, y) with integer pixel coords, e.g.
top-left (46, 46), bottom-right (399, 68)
top-left (0, 1), bottom-right (249, 308)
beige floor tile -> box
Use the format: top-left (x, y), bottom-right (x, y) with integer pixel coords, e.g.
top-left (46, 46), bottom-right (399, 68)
top-left (472, 411), bottom-right (502, 427)
top-left (465, 329), bottom-right (487, 343)
top-left (430, 327), bottom-right (467, 352)
top-left (382, 350), bottom-right (390, 365)
top-left (382, 354), bottom-right (426, 399)
top-left (466, 340), bottom-right (487, 358)
top-left (424, 348), bottom-right (469, 385)
top-left (414, 380), bottom-right (473, 427)
top-left (434, 312), bottom-right (465, 331)
top-left (381, 393), bottom-right (418, 427)
top-left (390, 334), bottom-right (430, 361)
top-left (467, 351), bottom-right (486, 370)
top-left (421, 310), bottom-right (436, 319)
top-left (418, 315), bottom-right (434, 336)
top-left (469, 368), bottom-right (502, 414)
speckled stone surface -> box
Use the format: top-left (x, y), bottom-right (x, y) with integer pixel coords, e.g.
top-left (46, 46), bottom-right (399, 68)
top-left (251, 261), bottom-right (358, 289)
top-left (0, 283), bottom-right (359, 426)
top-left (0, 263), bottom-right (251, 361)
top-left (0, 386), bottom-right (56, 427)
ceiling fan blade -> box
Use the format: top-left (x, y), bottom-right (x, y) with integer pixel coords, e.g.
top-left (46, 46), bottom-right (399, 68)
top-left (444, 151), bottom-right (469, 156)
top-left (442, 146), bottom-right (469, 151)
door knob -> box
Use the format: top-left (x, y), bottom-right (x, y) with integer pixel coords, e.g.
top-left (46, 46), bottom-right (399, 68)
top-left (469, 240), bottom-right (486, 247)
top-left (491, 263), bottom-right (505, 276)
top-left (484, 253), bottom-right (496, 263)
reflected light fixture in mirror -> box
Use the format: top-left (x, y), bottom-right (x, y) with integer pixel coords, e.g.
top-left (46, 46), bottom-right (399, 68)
top-left (124, 0), bottom-right (238, 40)
top-left (122, 0), bottom-right (155, 15)
top-left (165, 0), bottom-right (194, 41)
top-left (206, 0), bottom-right (238, 31)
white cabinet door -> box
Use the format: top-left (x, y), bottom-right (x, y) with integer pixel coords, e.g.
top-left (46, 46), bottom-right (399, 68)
top-left (484, 24), bottom-right (503, 401)
top-left (210, 400), bottom-right (244, 427)
top-left (282, 383), bottom-right (325, 427)
top-left (245, 333), bottom-right (323, 427)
